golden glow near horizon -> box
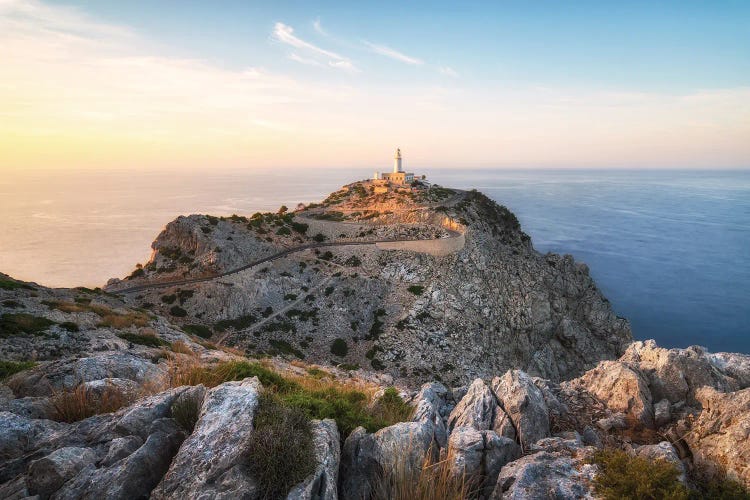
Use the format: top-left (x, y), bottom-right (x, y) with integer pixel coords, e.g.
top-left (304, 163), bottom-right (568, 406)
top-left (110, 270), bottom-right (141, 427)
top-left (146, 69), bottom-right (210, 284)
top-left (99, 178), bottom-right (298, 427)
top-left (1, 1), bottom-right (749, 171)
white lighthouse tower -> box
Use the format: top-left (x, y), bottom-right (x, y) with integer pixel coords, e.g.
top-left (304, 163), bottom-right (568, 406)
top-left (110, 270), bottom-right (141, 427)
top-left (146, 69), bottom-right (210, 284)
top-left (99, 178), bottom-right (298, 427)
top-left (393, 148), bottom-right (402, 173)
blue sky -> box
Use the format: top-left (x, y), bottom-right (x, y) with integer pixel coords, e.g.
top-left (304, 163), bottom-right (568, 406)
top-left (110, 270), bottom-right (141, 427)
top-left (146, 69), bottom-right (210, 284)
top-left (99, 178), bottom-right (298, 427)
top-left (3, 0), bottom-right (749, 169)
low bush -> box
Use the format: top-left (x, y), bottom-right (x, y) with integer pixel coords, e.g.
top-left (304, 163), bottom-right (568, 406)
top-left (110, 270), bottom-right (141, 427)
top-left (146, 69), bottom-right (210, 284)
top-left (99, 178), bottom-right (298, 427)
top-left (50, 382), bottom-right (134, 423)
top-left (60, 321), bottom-right (79, 332)
top-left (330, 338), bottom-right (348, 357)
top-left (269, 339), bottom-right (305, 359)
top-left (2, 300), bottom-right (24, 308)
top-left (312, 233), bottom-right (327, 242)
top-left (182, 324), bottom-right (213, 338)
top-left (1, 313), bottom-right (55, 337)
top-left (407, 285), bottom-right (425, 296)
top-left (246, 393), bottom-right (315, 499)
top-left (591, 449), bottom-right (689, 500)
top-left (0, 360), bottom-right (36, 379)
top-left (0, 277), bottom-right (33, 290)
top-left (214, 314), bottom-right (256, 332)
top-left (170, 305), bottom-right (188, 317)
top-left (161, 294), bottom-right (177, 304)
top-left (117, 332), bottom-right (170, 348)
top-left (291, 221), bottom-right (309, 234)
top-left (171, 393), bottom-right (203, 433)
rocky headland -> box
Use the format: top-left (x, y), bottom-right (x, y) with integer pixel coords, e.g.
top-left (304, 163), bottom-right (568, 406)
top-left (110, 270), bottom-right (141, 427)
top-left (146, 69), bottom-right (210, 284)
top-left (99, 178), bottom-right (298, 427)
top-left (1, 179), bottom-right (748, 499)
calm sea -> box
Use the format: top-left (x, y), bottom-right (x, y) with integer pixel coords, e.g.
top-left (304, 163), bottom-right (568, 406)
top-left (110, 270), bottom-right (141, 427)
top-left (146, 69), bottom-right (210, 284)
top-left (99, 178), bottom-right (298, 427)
top-left (2, 168), bottom-right (748, 353)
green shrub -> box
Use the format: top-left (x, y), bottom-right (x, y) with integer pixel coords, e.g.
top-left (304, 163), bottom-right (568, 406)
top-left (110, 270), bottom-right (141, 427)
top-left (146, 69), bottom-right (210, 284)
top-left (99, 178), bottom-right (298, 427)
top-left (276, 227), bottom-right (291, 236)
top-left (1, 313), bottom-right (55, 337)
top-left (269, 339), bottom-right (305, 359)
top-left (2, 300), bottom-right (24, 309)
top-left (324, 286), bottom-right (334, 296)
top-left (214, 314), bottom-right (256, 332)
top-left (171, 393), bottom-right (203, 433)
top-left (331, 338), bottom-right (348, 357)
top-left (591, 449), bottom-right (689, 500)
top-left (291, 222), bottom-right (309, 234)
top-left (407, 285), bottom-right (425, 295)
top-left (284, 293), bottom-right (298, 301)
top-left (0, 277), bottom-right (33, 290)
top-left (0, 360), bottom-right (36, 379)
top-left (212, 360), bottom-right (297, 392)
top-left (60, 321), bottom-right (79, 332)
top-left (117, 332), bottom-right (169, 348)
top-left (183, 324), bottom-right (213, 339)
top-left (170, 306), bottom-right (188, 317)
top-left (345, 255), bottom-right (362, 267)
top-left (338, 363), bottom-right (360, 371)
top-left (246, 394), bottom-right (315, 499)
top-left (312, 233), bottom-right (327, 242)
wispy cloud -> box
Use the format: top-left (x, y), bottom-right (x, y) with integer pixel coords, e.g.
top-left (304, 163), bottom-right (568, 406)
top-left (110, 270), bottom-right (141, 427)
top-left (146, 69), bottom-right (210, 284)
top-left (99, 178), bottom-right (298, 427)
top-left (439, 66), bottom-right (459, 78)
top-left (288, 52), bottom-right (323, 67)
top-left (273, 22), bottom-right (357, 72)
top-left (363, 41), bottom-right (423, 65)
top-left (312, 17), bottom-right (326, 36)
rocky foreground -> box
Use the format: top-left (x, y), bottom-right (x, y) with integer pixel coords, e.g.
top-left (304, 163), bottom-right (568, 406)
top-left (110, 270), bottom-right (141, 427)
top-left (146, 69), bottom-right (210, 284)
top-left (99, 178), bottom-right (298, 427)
top-left (1, 181), bottom-right (749, 498)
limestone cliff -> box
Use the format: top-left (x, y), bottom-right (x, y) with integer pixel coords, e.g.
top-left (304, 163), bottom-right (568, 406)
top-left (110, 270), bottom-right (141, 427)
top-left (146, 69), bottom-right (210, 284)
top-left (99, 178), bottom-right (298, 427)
top-left (107, 182), bottom-right (631, 385)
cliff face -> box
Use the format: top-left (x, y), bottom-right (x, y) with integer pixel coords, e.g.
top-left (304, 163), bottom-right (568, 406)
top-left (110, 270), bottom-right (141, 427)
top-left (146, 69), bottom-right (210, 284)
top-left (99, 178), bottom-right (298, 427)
top-left (108, 183), bottom-right (631, 384)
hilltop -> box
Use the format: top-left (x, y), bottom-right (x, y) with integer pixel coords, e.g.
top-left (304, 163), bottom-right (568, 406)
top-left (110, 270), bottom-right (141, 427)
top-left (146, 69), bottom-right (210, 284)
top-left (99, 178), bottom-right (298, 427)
top-left (105, 180), bottom-right (630, 386)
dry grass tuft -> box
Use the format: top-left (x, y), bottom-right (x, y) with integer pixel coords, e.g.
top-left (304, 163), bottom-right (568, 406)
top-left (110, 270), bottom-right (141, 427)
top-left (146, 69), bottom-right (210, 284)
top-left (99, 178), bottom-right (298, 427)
top-left (50, 382), bottom-right (134, 423)
top-left (372, 444), bottom-right (475, 500)
top-left (171, 340), bottom-right (194, 355)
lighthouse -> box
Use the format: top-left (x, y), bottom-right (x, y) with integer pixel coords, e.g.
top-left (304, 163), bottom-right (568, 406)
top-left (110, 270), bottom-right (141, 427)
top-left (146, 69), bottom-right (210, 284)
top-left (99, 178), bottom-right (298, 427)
top-left (393, 148), bottom-right (402, 173)
top-left (378, 148), bottom-right (415, 186)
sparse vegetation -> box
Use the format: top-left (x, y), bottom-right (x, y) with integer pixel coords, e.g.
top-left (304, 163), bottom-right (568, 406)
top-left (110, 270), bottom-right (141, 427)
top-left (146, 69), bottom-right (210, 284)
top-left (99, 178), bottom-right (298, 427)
top-left (269, 339), bottom-right (305, 359)
top-left (331, 338), bottom-right (348, 357)
top-left (0, 360), bottom-right (36, 379)
top-left (1, 313), bottom-right (55, 337)
top-left (171, 393), bottom-right (203, 433)
top-left (291, 221), bottom-right (309, 234)
top-left (591, 449), bottom-right (689, 500)
top-left (117, 332), bottom-right (170, 348)
top-left (214, 314), bottom-right (256, 332)
top-left (0, 277), bottom-right (33, 290)
top-left (170, 305), bottom-right (188, 317)
top-left (312, 233), bottom-right (327, 242)
top-left (183, 324), bottom-right (213, 338)
top-left (246, 393), bottom-right (316, 499)
top-left (407, 285), bottom-right (425, 296)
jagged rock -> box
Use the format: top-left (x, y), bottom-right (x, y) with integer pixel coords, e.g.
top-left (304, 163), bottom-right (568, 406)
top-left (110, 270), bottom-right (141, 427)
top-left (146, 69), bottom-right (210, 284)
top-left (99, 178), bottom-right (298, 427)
top-left (0, 411), bottom-right (64, 460)
top-left (574, 360), bottom-right (653, 428)
top-left (287, 419), bottom-right (339, 500)
top-left (339, 421), bottom-right (436, 499)
top-left (7, 353), bottom-right (167, 398)
top-left (27, 446), bottom-right (97, 498)
top-left (621, 340), bottom-right (750, 404)
top-left (596, 413), bottom-right (627, 432)
top-left (410, 382), bottom-right (449, 447)
top-left (491, 370), bottom-right (549, 449)
top-left (151, 378), bottom-right (262, 499)
top-left (447, 378), bottom-right (516, 441)
top-left (683, 386), bottom-right (750, 488)
top-left (633, 441), bottom-right (686, 483)
top-left (100, 436), bottom-right (143, 467)
top-left (447, 426), bottom-right (520, 497)
top-left (491, 449), bottom-right (597, 499)
top-left (52, 418), bottom-right (185, 500)
top-left (653, 398), bottom-right (671, 427)
top-left (1, 396), bottom-right (51, 419)
top-left (115, 388), bottom-right (186, 439)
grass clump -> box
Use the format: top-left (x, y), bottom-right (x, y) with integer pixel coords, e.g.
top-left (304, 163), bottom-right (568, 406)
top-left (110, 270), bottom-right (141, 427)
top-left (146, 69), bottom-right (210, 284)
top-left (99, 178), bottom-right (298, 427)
top-left (0, 313), bottom-right (55, 337)
top-left (591, 449), bottom-right (689, 500)
top-left (0, 277), bottom-right (33, 290)
top-left (183, 324), bottom-right (213, 338)
top-left (50, 382), bottom-right (134, 423)
top-left (407, 285), bottom-right (425, 296)
top-left (117, 332), bottom-right (170, 348)
top-left (330, 338), bottom-right (348, 357)
top-left (0, 360), bottom-right (36, 379)
top-left (246, 393), bottom-right (316, 499)
top-left (171, 393), bottom-right (203, 433)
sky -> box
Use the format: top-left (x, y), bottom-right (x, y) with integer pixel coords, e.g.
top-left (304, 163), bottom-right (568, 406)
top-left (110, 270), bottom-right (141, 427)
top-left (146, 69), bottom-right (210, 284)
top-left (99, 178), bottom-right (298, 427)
top-left (1, 0), bottom-right (749, 171)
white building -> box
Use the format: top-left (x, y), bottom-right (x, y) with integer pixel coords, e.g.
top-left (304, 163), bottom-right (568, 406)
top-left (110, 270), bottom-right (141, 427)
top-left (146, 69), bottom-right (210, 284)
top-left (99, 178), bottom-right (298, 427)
top-left (374, 148), bottom-right (415, 184)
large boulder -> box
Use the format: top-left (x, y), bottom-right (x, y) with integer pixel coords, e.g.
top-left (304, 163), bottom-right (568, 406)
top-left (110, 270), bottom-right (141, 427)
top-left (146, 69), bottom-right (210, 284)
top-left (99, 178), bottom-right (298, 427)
top-left (448, 379), bottom-right (516, 441)
top-left (410, 382), bottom-right (449, 447)
top-left (287, 419), bottom-right (339, 500)
top-left (151, 378), bottom-right (262, 499)
top-left (683, 386), bottom-right (750, 488)
top-left (573, 360), bottom-right (654, 428)
top-left (447, 426), bottom-right (520, 497)
top-left (491, 370), bottom-right (550, 449)
top-left (491, 449), bottom-right (597, 499)
top-left (26, 446), bottom-right (97, 498)
top-left (339, 421), bottom-right (436, 499)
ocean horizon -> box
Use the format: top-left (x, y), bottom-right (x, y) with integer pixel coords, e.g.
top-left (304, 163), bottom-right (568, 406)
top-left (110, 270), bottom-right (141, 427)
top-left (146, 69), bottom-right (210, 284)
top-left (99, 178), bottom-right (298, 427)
top-left (2, 167), bottom-right (748, 354)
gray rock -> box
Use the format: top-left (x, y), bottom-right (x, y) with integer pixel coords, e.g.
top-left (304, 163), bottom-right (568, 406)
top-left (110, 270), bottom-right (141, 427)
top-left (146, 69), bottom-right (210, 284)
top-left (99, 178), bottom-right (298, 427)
top-left (654, 398), bottom-right (671, 427)
top-left (410, 382), bottom-right (449, 447)
top-left (492, 450), bottom-right (597, 499)
top-left (287, 419), bottom-right (339, 500)
top-left (27, 446), bottom-right (97, 498)
top-left (0, 411), bottom-right (63, 460)
top-left (151, 378), bottom-right (262, 499)
top-left (52, 419), bottom-right (185, 500)
top-left (115, 387), bottom-right (186, 439)
top-left (491, 370), bottom-right (550, 449)
top-left (100, 436), bottom-right (143, 467)
top-left (447, 378), bottom-right (516, 441)
top-left (596, 413), bottom-right (627, 432)
top-left (1, 396), bottom-right (51, 419)
top-left (633, 441), bottom-right (686, 483)
top-left (447, 426), bottom-right (520, 497)
top-left (339, 421), bottom-right (436, 500)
